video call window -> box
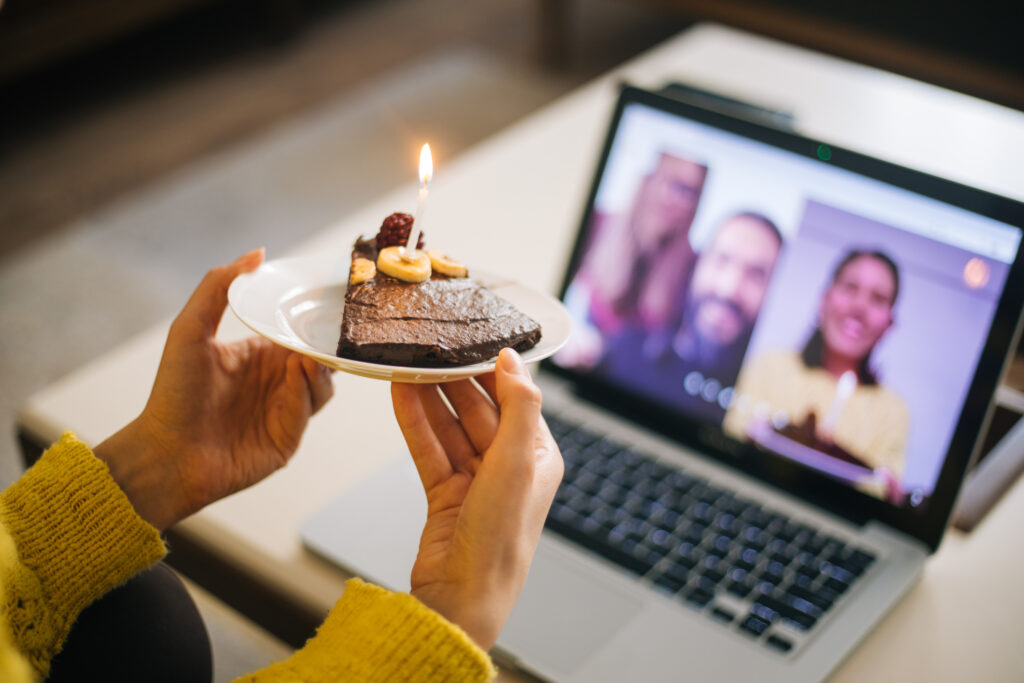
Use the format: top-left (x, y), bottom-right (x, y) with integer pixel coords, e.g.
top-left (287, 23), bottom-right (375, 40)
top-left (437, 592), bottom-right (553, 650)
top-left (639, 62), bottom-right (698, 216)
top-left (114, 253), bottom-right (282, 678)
top-left (555, 103), bottom-right (1021, 510)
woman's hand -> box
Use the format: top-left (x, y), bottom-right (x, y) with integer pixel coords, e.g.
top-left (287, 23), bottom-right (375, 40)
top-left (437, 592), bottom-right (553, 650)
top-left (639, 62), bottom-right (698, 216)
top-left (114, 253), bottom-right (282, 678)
top-left (391, 349), bottom-right (563, 650)
top-left (95, 250), bottom-right (335, 530)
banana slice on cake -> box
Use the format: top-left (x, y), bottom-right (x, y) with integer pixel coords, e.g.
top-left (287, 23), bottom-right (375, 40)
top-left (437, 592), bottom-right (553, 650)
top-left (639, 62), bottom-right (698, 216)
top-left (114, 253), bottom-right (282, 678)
top-left (377, 246), bottom-right (432, 283)
top-left (426, 249), bottom-right (468, 278)
top-left (349, 257), bottom-right (376, 285)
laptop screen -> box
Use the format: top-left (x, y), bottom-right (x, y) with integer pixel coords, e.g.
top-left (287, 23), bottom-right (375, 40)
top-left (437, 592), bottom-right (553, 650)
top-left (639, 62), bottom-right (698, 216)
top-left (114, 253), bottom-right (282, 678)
top-left (550, 93), bottom-right (1022, 515)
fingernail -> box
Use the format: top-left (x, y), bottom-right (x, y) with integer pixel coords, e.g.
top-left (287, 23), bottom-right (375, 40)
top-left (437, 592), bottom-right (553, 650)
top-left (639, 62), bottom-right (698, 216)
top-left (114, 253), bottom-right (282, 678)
top-left (236, 248), bottom-right (265, 268)
top-left (499, 348), bottom-right (525, 374)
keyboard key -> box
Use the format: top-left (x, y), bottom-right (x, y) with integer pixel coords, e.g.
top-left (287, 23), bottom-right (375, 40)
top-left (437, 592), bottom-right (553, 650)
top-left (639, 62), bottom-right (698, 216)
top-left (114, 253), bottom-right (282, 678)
top-left (573, 470), bottom-right (600, 492)
top-left (593, 437), bottom-right (623, 458)
top-left (755, 595), bottom-right (818, 631)
top-left (681, 522), bottom-right (709, 544)
top-left (821, 537), bottom-right (846, 557)
top-left (674, 538), bottom-right (700, 557)
top-left (822, 577), bottom-right (852, 595)
top-left (704, 549), bottom-right (728, 567)
top-left (620, 449), bottom-right (646, 468)
top-left (738, 503), bottom-right (764, 520)
top-left (796, 566), bottom-right (819, 584)
top-left (684, 587), bottom-right (714, 608)
top-left (710, 606), bottom-right (736, 623)
top-left (597, 483), bottom-right (628, 506)
top-left (793, 550), bottom-right (816, 567)
top-left (820, 561), bottom-right (856, 585)
top-left (692, 575), bottom-right (719, 594)
top-left (659, 561), bottom-right (693, 585)
top-left (715, 495), bottom-right (744, 517)
top-left (633, 478), bottom-right (659, 500)
top-left (712, 534), bottom-right (733, 553)
top-left (645, 528), bottom-right (676, 552)
top-left (847, 549), bottom-right (877, 570)
top-left (782, 614), bottom-right (817, 632)
top-left (545, 515), bottom-right (656, 576)
top-left (567, 494), bottom-right (601, 517)
top-left (726, 581), bottom-right (753, 599)
top-left (567, 428), bottom-right (600, 449)
top-left (764, 560), bottom-right (787, 582)
top-left (739, 615), bottom-right (771, 637)
top-left (692, 501), bottom-right (714, 522)
top-left (784, 584), bottom-right (835, 613)
top-left (622, 494), bottom-right (646, 516)
top-left (736, 547), bottom-right (760, 571)
top-left (800, 533), bottom-right (828, 556)
top-left (607, 468), bottom-right (633, 488)
top-left (648, 461), bottom-right (675, 481)
top-left (778, 592), bottom-right (823, 619)
top-left (653, 572), bottom-right (687, 594)
top-left (657, 508), bottom-right (682, 529)
top-left (727, 567), bottom-right (750, 584)
top-left (668, 471), bottom-right (697, 493)
top-left (751, 602), bottom-right (780, 623)
top-left (715, 512), bottom-right (738, 532)
top-left (579, 516), bottom-right (605, 536)
top-left (775, 522), bottom-right (801, 543)
top-left (551, 504), bottom-right (582, 527)
top-left (700, 569), bottom-right (726, 586)
top-left (766, 635), bottom-right (793, 653)
top-left (823, 551), bottom-right (870, 577)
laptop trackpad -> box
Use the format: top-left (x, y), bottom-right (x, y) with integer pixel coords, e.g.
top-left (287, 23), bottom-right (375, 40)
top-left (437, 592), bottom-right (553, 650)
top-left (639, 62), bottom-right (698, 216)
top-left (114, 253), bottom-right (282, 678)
top-left (499, 546), bottom-right (644, 676)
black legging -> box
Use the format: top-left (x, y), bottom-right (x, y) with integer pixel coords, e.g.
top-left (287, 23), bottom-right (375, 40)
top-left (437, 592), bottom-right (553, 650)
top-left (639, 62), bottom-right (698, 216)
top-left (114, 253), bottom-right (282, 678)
top-left (46, 563), bottom-right (212, 683)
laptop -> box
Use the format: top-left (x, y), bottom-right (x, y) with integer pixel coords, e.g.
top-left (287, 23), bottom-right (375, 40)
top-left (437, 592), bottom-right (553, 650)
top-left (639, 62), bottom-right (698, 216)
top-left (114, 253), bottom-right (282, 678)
top-left (301, 85), bottom-right (1024, 682)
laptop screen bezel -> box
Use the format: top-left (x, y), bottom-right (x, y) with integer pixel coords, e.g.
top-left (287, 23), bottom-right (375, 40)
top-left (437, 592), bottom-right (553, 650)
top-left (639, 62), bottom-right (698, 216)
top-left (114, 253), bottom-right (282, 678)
top-left (541, 84), bottom-right (1024, 553)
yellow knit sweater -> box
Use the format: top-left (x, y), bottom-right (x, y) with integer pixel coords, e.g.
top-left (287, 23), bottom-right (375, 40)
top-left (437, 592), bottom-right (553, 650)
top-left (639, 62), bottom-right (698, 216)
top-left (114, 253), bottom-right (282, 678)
top-left (0, 434), bottom-right (496, 682)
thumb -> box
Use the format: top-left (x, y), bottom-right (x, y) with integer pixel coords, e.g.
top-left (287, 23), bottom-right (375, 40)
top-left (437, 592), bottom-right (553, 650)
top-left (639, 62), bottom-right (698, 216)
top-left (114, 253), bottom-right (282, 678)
top-left (177, 248), bottom-right (265, 339)
top-left (489, 349), bottom-right (543, 480)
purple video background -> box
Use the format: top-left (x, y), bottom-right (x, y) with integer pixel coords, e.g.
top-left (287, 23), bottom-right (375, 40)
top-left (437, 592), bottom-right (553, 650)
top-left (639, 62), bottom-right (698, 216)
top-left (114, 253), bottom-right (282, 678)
top-left (741, 200), bottom-right (1010, 495)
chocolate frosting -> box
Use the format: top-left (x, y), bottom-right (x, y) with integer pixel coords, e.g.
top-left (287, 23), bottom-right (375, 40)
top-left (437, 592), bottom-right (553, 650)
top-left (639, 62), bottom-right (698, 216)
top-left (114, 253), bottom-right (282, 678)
top-left (337, 238), bottom-right (542, 366)
top-left (775, 413), bottom-right (871, 468)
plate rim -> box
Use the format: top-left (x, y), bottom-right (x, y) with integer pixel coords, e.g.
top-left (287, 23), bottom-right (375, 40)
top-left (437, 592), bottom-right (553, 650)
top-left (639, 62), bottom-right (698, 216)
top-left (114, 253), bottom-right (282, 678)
top-left (227, 254), bottom-right (571, 383)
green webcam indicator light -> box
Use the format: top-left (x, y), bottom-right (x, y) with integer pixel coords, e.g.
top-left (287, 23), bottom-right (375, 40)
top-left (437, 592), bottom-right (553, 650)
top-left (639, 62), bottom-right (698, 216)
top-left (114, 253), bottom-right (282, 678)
top-left (817, 144), bottom-right (832, 161)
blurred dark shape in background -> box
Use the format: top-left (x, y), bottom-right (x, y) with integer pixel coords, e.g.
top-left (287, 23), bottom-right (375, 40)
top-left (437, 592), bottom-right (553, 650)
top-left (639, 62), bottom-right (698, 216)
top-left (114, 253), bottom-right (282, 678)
top-left (0, 0), bottom-right (1020, 259)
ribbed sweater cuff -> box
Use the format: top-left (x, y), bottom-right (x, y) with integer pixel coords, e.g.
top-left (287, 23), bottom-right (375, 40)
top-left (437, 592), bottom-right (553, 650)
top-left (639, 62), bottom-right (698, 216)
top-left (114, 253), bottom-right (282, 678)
top-left (0, 432), bottom-right (166, 631)
top-left (246, 578), bottom-right (496, 682)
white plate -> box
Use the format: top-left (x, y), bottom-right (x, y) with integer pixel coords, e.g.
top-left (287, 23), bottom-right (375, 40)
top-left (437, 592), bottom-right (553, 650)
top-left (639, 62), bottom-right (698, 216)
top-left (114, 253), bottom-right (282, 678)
top-left (227, 255), bottom-right (572, 382)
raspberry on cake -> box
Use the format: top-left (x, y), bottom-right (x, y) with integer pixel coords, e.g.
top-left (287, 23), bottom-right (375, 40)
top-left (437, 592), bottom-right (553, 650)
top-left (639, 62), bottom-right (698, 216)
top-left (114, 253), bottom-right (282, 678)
top-left (336, 212), bottom-right (542, 367)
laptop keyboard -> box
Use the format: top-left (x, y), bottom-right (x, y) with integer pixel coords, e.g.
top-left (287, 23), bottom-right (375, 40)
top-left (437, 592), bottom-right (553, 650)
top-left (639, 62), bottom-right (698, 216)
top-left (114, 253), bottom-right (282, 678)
top-left (543, 412), bottom-right (877, 655)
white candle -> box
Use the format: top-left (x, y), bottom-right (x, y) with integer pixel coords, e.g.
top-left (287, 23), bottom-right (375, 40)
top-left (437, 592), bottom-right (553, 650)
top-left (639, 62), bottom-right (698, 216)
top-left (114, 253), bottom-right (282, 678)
top-left (821, 370), bottom-right (857, 437)
top-left (404, 143), bottom-right (433, 256)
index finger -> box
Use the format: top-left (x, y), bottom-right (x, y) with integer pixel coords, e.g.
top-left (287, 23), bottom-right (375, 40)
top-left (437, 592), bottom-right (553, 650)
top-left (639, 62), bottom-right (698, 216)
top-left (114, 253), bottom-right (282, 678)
top-left (175, 248), bottom-right (265, 340)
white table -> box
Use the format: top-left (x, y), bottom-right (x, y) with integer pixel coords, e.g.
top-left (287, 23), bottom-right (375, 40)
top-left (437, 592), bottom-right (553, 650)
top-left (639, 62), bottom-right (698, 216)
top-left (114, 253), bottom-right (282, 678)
top-left (18, 24), bottom-right (1024, 681)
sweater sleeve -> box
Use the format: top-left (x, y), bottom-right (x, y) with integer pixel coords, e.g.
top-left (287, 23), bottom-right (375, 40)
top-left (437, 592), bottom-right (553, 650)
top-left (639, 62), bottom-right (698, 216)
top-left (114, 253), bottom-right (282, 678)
top-left (0, 433), bottom-right (166, 679)
top-left (237, 578), bottom-right (497, 683)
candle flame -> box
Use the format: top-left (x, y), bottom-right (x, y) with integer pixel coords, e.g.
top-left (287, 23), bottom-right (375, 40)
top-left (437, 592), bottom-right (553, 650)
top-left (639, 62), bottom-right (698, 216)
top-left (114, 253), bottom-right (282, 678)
top-left (419, 143), bottom-right (433, 187)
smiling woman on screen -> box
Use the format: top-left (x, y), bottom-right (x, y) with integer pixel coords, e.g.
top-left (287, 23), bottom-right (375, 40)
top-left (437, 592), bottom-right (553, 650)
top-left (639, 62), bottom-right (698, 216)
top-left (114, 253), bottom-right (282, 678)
top-left (724, 249), bottom-right (909, 503)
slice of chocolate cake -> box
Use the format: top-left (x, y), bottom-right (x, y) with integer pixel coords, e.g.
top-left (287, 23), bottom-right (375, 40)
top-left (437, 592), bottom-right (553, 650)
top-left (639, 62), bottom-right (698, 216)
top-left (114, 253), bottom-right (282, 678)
top-left (336, 214), bottom-right (541, 367)
top-left (775, 413), bottom-right (871, 468)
